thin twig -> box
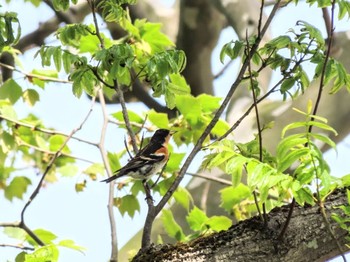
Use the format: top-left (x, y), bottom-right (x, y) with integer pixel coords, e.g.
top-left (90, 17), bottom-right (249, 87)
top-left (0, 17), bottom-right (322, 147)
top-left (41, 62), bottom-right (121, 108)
top-left (0, 62), bottom-right (71, 83)
top-left (113, 80), bottom-right (139, 153)
top-left (0, 114), bottom-right (98, 147)
top-left (140, 0), bottom-right (283, 249)
top-left (215, 39), bottom-right (315, 144)
top-left (89, 0), bottom-right (105, 48)
top-left (277, 198), bottom-right (295, 240)
top-left (18, 141), bottom-right (94, 164)
top-left (214, 60), bottom-right (234, 79)
top-left (97, 89), bottom-right (118, 262)
top-left (246, 28), bottom-right (267, 226)
top-left (185, 172), bottom-right (231, 186)
top-left (0, 243), bottom-right (34, 251)
top-left (257, 0), bottom-right (265, 38)
top-left (108, 118), bottom-right (152, 131)
top-left (19, 96), bottom-right (96, 246)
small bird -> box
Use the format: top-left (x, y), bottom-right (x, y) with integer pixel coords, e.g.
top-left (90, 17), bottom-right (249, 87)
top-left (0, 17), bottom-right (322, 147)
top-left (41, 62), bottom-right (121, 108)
top-left (101, 129), bottom-right (173, 183)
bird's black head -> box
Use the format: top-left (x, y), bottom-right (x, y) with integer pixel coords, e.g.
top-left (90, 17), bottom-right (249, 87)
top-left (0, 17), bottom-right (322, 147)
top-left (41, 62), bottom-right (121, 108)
top-left (150, 129), bottom-right (171, 143)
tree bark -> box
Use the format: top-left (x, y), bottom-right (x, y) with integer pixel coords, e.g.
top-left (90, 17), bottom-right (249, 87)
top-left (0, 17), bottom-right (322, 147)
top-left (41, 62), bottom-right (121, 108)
top-left (132, 188), bottom-right (349, 262)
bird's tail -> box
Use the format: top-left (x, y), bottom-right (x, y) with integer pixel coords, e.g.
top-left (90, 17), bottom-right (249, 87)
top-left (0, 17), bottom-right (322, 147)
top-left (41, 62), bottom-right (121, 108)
top-left (100, 174), bottom-right (121, 183)
top-left (101, 176), bottom-right (113, 183)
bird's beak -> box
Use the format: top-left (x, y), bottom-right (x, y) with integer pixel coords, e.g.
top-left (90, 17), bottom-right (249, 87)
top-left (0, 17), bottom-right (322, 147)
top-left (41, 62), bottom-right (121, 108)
top-left (170, 130), bottom-right (177, 135)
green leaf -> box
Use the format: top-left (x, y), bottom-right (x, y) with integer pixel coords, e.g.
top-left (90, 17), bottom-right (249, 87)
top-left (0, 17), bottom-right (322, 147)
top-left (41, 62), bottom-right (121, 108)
top-left (3, 227), bottom-right (26, 241)
top-left (341, 174), bottom-right (350, 187)
top-left (161, 209), bottom-right (186, 241)
top-left (197, 94), bottom-right (221, 113)
top-left (186, 206), bottom-right (208, 231)
top-left (107, 152), bottom-right (121, 173)
top-left (83, 163), bottom-right (105, 180)
top-left (147, 109), bottom-right (169, 128)
top-left (22, 89), bottom-right (40, 107)
top-left (75, 181), bottom-right (86, 192)
top-left (280, 78), bottom-right (296, 93)
top-left (212, 119), bottom-right (230, 137)
top-left (309, 133), bottom-right (336, 150)
top-left (166, 153), bottom-right (185, 173)
top-left (30, 69), bottom-right (58, 88)
top-left (167, 73), bottom-right (191, 95)
top-left (294, 187), bottom-right (315, 206)
top-left (25, 245), bottom-right (59, 262)
top-left (205, 216), bottom-right (232, 231)
top-left (0, 100), bottom-right (17, 119)
top-left (0, 79), bottom-right (22, 104)
top-left (277, 148), bottom-right (309, 173)
top-left (220, 184), bottom-right (251, 212)
top-left (4, 176), bottom-right (32, 201)
top-left (226, 155), bottom-right (247, 187)
top-left (114, 194), bottom-right (140, 218)
top-left (175, 95), bottom-right (201, 125)
top-left (111, 110), bottom-right (144, 132)
top-left (49, 135), bottom-right (70, 153)
top-left (173, 187), bottom-right (193, 211)
top-left (58, 164), bottom-right (79, 177)
top-left (277, 134), bottom-right (307, 158)
top-left (26, 229), bottom-right (57, 246)
top-left (58, 239), bottom-right (86, 253)
top-left (1, 131), bottom-right (15, 153)
top-left (139, 21), bottom-right (174, 52)
top-left (220, 40), bottom-right (245, 62)
top-left (265, 35), bottom-right (292, 50)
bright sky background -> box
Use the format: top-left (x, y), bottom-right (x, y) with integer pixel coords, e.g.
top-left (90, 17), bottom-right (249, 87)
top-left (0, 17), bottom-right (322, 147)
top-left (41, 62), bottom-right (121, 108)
top-left (1, 1), bottom-right (350, 262)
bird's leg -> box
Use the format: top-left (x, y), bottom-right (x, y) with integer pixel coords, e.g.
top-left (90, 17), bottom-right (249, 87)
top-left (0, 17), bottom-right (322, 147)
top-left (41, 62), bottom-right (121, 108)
top-left (143, 179), bottom-right (153, 202)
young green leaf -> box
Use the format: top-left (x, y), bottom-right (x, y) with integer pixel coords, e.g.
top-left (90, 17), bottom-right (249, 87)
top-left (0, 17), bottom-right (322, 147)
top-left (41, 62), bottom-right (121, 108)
top-left (4, 176), bottom-right (32, 201)
top-left (186, 206), bottom-right (208, 232)
top-left (173, 186), bottom-right (193, 211)
top-left (114, 194), bottom-right (140, 218)
top-left (25, 245), bottom-right (59, 262)
top-left (161, 209), bottom-right (186, 241)
top-left (205, 216), bottom-right (232, 232)
top-left (0, 79), bottom-right (22, 104)
top-left (26, 229), bottom-right (57, 246)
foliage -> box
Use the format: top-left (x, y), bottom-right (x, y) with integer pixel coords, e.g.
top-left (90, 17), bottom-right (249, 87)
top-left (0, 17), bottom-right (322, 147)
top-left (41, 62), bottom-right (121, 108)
top-left (0, 0), bottom-right (350, 261)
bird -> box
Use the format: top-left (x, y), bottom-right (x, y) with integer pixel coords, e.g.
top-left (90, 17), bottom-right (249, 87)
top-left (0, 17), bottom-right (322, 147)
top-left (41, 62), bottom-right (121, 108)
top-left (101, 129), bottom-right (174, 183)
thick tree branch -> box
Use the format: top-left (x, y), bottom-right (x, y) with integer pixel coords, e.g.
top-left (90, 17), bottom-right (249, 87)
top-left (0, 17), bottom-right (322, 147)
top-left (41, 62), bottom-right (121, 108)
top-left (133, 188), bottom-right (350, 262)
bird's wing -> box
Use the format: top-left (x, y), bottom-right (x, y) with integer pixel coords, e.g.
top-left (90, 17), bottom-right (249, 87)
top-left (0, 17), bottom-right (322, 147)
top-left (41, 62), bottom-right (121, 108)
top-left (101, 154), bottom-right (165, 183)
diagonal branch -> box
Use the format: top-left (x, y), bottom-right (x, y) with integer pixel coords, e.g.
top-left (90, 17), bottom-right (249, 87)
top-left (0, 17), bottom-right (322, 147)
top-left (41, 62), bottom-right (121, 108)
top-left (140, 0), bottom-right (283, 249)
top-left (19, 96), bottom-right (96, 245)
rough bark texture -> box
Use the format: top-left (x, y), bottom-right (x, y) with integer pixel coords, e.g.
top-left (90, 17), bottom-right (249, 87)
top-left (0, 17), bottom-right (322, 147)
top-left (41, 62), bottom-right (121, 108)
top-left (133, 188), bottom-right (349, 262)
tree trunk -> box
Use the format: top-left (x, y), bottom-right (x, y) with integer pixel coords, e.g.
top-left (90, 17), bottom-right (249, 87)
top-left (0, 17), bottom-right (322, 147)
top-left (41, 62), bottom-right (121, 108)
top-left (132, 188), bottom-right (349, 262)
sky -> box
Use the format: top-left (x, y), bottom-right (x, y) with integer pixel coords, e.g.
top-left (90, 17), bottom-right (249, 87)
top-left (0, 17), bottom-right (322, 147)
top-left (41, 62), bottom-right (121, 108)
top-left (1, 1), bottom-right (350, 262)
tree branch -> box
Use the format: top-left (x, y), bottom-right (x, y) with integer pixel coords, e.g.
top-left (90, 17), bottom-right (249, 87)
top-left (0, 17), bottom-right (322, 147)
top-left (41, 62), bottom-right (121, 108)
top-left (97, 89), bottom-right (119, 262)
top-left (133, 188), bottom-right (350, 262)
top-left (19, 96), bottom-right (96, 245)
top-left (139, 0), bottom-right (282, 249)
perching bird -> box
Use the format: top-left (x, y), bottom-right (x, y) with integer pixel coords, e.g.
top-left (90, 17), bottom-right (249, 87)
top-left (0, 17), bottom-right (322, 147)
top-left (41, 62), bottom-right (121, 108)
top-left (101, 129), bottom-right (173, 183)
